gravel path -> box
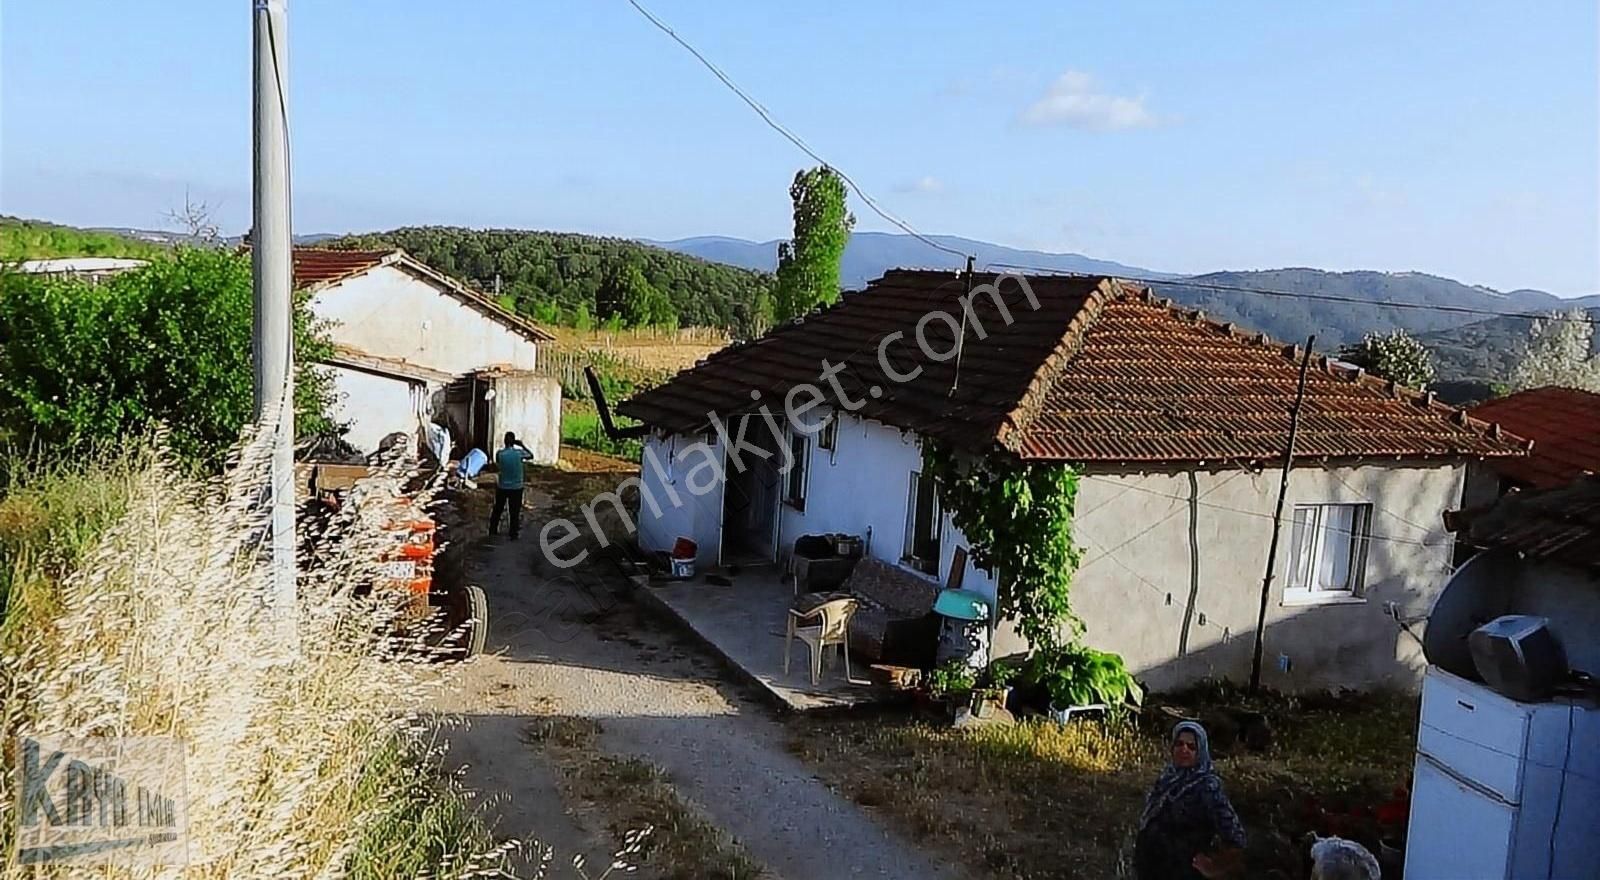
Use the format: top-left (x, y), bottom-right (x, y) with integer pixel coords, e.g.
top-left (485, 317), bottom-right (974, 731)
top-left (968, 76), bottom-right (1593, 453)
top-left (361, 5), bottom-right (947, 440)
top-left (430, 485), bottom-right (963, 880)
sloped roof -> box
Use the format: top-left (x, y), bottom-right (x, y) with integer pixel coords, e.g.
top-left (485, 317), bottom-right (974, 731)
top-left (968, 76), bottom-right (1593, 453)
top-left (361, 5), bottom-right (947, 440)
top-left (619, 269), bottom-right (1527, 464)
top-left (287, 247), bottom-right (555, 342)
top-left (1469, 387), bottom-right (1600, 489)
top-left (1446, 475), bottom-right (1600, 570)
top-left (325, 343), bottom-right (457, 385)
top-left (291, 248), bottom-right (391, 288)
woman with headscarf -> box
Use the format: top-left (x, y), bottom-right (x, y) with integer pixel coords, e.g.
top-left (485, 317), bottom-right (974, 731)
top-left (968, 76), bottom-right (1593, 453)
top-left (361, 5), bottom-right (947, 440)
top-left (1135, 721), bottom-right (1247, 879)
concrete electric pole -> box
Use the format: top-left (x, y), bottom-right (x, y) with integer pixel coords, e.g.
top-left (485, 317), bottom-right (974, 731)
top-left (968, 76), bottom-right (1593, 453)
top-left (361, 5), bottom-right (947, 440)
top-left (252, 0), bottom-right (296, 644)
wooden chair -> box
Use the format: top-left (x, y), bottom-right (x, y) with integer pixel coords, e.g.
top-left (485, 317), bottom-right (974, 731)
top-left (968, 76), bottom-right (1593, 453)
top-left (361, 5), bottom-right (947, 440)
top-left (784, 597), bottom-right (858, 685)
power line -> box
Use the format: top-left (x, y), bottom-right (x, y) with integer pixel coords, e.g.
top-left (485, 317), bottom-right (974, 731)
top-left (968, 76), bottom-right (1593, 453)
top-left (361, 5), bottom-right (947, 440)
top-left (984, 262), bottom-right (1600, 327)
top-left (622, 0), bottom-right (969, 262)
top-left (1079, 474), bottom-right (1444, 549)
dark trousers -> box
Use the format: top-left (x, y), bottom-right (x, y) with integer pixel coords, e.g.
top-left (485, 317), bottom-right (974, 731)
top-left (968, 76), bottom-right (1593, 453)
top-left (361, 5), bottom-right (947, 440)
top-left (491, 487), bottom-right (523, 537)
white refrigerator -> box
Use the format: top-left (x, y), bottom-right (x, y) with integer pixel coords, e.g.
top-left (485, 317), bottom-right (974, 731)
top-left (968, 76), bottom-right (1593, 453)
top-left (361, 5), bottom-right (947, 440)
top-left (1405, 667), bottom-right (1600, 879)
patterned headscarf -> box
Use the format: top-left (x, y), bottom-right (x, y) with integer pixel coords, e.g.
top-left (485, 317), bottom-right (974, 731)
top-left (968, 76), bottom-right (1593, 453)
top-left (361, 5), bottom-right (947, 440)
top-left (1138, 721), bottom-right (1217, 830)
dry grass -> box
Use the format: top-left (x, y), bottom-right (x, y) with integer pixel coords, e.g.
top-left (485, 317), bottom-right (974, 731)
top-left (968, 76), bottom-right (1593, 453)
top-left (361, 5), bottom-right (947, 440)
top-left (789, 687), bottom-right (1418, 880)
top-left (524, 717), bottom-right (765, 880)
top-left (546, 328), bottom-right (729, 374)
top-left (0, 427), bottom-right (508, 878)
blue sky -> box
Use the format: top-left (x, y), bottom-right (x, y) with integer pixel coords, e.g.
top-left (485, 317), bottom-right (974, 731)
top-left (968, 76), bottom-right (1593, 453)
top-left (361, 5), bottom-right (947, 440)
top-left (3, 1), bottom-right (1596, 294)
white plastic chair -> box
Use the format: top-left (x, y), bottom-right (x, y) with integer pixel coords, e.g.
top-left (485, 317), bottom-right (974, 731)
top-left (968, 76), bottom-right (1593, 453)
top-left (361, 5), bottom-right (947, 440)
top-left (783, 597), bottom-right (858, 685)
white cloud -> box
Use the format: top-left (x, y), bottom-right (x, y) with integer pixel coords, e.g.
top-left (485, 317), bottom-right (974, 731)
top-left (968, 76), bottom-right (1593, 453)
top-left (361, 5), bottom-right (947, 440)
top-left (893, 175), bottom-right (944, 194)
top-left (1020, 70), bottom-right (1158, 131)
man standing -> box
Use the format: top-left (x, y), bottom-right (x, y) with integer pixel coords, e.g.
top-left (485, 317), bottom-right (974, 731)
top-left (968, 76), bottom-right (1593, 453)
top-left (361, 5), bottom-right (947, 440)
top-left (490, 431), bottom-right (532, 539)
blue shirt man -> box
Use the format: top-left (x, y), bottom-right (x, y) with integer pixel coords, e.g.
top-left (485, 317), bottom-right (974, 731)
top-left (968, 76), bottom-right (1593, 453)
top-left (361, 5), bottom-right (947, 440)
top-left (490, 432), bottom-right (532, 538)
top-left (496, 443), bottom-right (528, 490)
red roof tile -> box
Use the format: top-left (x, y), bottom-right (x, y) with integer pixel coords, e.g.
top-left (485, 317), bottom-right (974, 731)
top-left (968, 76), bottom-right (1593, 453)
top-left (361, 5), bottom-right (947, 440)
top-left (619, 270), bottom-right (1527, 464)
top-left (292, 248), bottom-right (392, 289)
top-left (1469, 387), bottom-right (1600, 489)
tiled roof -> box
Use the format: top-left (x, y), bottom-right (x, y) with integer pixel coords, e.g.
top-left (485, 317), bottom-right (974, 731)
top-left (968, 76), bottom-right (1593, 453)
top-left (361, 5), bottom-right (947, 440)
top-left (285, 247), bottom-right (554, 342)
top-left (1446, 475), bottom-right (1600, 570)
top-left (619, 269), bottom-right (1527, 464)
top-left (292, 248), bottom-right (392, 289)
top-left (1469, 387), bottom-right (1600, 489)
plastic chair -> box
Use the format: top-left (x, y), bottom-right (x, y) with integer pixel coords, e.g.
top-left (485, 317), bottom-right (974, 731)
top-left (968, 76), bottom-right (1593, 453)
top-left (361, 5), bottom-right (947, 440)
top-left (784, 597), bottom-right (858, 685)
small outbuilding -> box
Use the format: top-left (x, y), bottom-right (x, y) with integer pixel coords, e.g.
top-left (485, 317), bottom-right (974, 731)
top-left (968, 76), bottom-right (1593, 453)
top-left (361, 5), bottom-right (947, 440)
top-left (292, 248), bottom-right (560, 461)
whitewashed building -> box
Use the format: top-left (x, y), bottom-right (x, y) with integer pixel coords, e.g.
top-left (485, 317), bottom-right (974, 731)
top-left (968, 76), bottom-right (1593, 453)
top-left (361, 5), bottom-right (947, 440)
top-left (293, 248), bottom-right (559, 461)
top-left (618, 270), bottom-right (1529, 691)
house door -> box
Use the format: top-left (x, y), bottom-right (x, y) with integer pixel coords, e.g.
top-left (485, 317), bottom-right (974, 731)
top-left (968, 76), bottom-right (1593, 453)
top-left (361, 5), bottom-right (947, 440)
top-left (719, 415), bottom-right (782, 566)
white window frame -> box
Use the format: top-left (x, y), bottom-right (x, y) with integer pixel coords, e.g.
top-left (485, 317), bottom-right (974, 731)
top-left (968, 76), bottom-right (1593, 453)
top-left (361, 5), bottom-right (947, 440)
top-left (1283, 502), bottom-right (1372, 606)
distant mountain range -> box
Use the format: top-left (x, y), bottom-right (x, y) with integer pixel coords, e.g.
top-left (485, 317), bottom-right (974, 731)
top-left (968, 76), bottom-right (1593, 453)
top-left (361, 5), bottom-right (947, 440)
top-left (643, 231), bottom-right (1178, 288)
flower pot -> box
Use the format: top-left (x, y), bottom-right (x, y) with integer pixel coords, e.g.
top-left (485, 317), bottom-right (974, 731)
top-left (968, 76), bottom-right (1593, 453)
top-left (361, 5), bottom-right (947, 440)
top-left (1048, 701), bottom-right (1107, 725)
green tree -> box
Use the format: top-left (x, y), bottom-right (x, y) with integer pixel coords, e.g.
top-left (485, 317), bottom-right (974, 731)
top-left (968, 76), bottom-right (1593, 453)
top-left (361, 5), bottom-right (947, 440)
top-left (773, 167), bottom-right (854, 323)
top-left (569, 300), bottom-right (595, 332)
top-left (610, 264), bottom-right (676, 329)
top-left (1339, 329), bottom-right (1437, 389)
top-left (0, 248), bottom-right (335, 468)
top-left (748, 286), bottom-right (775, 337)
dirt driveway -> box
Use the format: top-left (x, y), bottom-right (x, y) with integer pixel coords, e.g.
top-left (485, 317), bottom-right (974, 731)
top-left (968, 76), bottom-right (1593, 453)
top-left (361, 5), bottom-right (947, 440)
top-left (429, 463), bottom-right (964, 879)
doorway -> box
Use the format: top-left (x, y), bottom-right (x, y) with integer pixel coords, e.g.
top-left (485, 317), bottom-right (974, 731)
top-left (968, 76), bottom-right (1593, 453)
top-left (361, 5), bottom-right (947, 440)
top-left (720, 415), bottom-right (783, 566)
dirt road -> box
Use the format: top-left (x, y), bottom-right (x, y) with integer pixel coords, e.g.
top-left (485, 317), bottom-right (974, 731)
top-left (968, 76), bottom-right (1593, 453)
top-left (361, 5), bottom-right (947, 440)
top-left (429, 474), bottom-right (963, 879)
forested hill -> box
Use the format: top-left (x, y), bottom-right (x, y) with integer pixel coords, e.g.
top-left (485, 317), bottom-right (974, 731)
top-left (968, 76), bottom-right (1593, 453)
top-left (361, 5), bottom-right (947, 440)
top-left (324, 226), bottom-right (772, 334)
top-left (1, 216), bottom-right (171, 261)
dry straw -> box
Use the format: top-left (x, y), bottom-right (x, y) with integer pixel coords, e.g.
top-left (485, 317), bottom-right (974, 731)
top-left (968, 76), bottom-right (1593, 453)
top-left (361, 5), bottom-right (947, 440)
top-left (0, 419), bottom-right (495, 879)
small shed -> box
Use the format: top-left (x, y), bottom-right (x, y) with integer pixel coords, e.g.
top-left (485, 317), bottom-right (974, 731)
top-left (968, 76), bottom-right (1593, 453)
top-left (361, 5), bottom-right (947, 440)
top-left (441, 369), bottom-right (561, 466)
top-left (291, 248), bottom-right (560, 463)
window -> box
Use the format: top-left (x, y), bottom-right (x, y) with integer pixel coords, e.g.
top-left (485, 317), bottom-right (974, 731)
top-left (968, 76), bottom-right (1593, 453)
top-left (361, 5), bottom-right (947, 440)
top-left (1285, 503), bottom-right (1372, 602)
top-left (817, 416), bottom-right (838, 452)
top-left (783, 431), bottom-right (809, 510)
top-left (903, 470), bottom-right (942, 575)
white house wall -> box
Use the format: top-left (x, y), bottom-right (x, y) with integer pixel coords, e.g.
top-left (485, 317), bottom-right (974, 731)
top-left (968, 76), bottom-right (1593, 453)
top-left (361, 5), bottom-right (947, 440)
top-left (310, 265), bottom-right (539, 375)
top-left (634, 415), bottom-right (997, 598)
top-left (328, 366), bottom-right (428, 453)
top-left (773, 415), bottom-right (998, 603)
top-left (490, 375), bottom-right (562, 465)
top-left (1043, 462), bottom-right (1466, 692)
top-left (636, 432), bottom-right (726, 568)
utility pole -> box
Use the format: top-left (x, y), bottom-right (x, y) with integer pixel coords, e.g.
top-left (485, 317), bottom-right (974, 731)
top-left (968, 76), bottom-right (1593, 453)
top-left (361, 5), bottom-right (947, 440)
top-left (1248, 335), bottom-right (1316, 693)
top-left (253, 0), bottom-right (296, 645)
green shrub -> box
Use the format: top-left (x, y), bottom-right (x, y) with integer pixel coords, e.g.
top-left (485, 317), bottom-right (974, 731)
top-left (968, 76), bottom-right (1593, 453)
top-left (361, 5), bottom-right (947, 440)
top-left (1026, 644), bottom-right (1144, 713)
top-left (0, 249), bottom-right (336, 468)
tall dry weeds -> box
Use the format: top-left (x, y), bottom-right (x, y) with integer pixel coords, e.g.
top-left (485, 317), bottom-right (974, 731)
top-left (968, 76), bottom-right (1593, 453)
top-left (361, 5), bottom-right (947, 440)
top-left (0, 422), bottom-right (497, 879)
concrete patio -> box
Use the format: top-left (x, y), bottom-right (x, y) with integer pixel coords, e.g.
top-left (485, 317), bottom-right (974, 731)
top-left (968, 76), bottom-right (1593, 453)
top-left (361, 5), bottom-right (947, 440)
top-left (634, 567), bottom-right (891, 712)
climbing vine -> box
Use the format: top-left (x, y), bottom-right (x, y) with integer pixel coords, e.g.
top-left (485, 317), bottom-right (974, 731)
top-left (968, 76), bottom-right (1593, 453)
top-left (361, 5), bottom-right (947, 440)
top-left (925, 440), bottom-right (1143, 709)
top-left (922, 440), bottom-right (1084, 652)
